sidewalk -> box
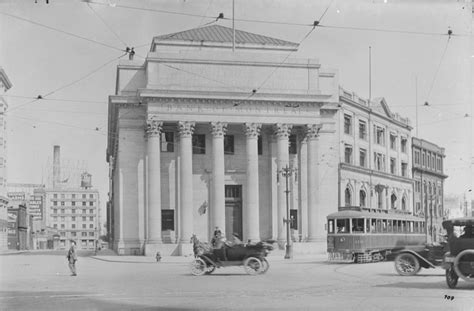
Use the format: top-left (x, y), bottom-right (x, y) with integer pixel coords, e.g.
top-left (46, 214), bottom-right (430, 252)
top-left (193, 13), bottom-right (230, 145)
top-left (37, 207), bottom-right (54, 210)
top-left (90, 250), bottom-right (328, 264)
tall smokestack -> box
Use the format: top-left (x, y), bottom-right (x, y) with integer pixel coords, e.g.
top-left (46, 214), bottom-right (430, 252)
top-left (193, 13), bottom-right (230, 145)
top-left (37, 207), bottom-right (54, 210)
top-left (53, 145), bottom-right (60, 188)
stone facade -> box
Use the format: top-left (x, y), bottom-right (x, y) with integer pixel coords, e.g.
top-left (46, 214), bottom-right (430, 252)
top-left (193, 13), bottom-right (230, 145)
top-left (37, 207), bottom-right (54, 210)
top-left (412, 137), bottom-right (447, 243)
top-left (0, 68), bottom-right (11, 251)
top-left (338, 88), bottom-right (414, 215)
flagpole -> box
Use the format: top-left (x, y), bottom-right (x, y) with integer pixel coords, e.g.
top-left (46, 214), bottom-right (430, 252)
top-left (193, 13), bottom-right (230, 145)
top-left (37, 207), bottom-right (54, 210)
top-left (232, 0), bottom-right (235, 52)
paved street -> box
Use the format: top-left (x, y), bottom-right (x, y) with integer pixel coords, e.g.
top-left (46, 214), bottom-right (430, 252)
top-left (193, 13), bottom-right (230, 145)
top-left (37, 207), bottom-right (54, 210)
top-left (1, 251), bottom-right (473, 311)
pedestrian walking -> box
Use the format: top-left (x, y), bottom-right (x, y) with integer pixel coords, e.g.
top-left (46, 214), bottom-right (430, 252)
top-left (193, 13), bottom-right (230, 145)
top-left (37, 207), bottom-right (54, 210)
top-left (67, 241), bottom-right (78, 276)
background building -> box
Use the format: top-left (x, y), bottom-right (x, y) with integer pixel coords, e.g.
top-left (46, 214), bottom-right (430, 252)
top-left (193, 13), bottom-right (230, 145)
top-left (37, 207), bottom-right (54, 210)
top-left (43, 146), bottom-right (100, 250)
top-left (412, 138), bottom-right (447, 243)
top-left (0, 68), bottom-right (11, 251)
top-left (338, 88), bottom-right (413, 214)
top-left (7, 203), bottom-right (28, 250)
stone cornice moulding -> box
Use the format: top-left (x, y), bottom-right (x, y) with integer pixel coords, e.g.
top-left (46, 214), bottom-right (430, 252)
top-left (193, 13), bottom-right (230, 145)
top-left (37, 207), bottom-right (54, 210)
top-left (146, 57), bottom-right (321, 70)
top-left (340, 163), bottom-right (414, 185)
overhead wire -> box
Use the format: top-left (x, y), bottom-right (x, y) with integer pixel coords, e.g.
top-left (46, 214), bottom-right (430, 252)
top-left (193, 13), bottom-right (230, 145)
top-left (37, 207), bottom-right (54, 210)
top-left (0, 11), bottom-right (126, 53)
top-left (8, 52), bottom-right (127, 113)
top-left (3, 95), bottom-right (105, 104)
top-left (87, 2), bottom-right (129, 47)
top-left (252, 0), bottom-right (335, 95)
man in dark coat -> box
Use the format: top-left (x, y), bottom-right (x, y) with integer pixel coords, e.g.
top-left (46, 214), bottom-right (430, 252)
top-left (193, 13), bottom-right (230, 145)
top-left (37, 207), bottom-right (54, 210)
top-left (67, 241), bottom-right (78, 276)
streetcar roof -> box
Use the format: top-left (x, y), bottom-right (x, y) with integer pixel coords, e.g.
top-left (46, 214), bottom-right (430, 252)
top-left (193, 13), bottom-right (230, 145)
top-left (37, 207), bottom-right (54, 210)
top-left (327, 209), bottom-right (423, 221)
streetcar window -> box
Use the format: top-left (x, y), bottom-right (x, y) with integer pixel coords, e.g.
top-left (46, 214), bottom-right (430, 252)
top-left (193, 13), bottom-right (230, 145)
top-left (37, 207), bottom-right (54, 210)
top-left (376, 219), bottom-right (382, 233)
top-left (328, 219), bottom-right (335, 233)
top-left (393, 220), bottom-right (398, 233)
top-left (336, 219), bottom-right (349, 233)
top-left (382, 219), bottom-right (387, 233)
top-left (352, 218), bottom-right (364, 233)
top-left (371, 219), bottom-right (376, 233)
top-left (366, 219), bottom-right (371, 233)
top-left (387, 220), bottom-right (393, 233)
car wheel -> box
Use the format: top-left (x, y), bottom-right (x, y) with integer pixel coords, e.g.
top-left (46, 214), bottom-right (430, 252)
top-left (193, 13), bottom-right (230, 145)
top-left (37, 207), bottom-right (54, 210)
top-left (394, 253), bottom-right (421, 276)
top-left (243, 257), bottom-right (262, 275)
top-left (446, 265), bottom-right (458, 289)
top-left (190, 258), bottom-right (207, 276)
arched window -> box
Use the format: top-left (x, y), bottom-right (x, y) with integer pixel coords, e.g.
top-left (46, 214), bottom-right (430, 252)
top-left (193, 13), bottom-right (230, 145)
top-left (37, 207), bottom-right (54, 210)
top-left (345, 188), bottom-right (352, 206)
top-left (359, 190), bottom-right (366, 207)
top-left (391, 194), bottom-right (397, 209)
top-left (377, 192), bottom-right (382, 209)
top-left (401, 197), bottom-right (406, 210)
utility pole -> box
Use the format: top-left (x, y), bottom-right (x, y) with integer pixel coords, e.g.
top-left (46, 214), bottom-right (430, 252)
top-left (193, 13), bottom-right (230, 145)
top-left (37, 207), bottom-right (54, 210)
top-left (278, 165), bottom-right (296, 259)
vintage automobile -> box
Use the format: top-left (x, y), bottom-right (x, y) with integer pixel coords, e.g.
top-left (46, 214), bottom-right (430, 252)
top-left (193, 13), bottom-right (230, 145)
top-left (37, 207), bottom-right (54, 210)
top-left (189, 234), bottom-right (274, 276)
top-left (392, 243), bottom-right (446, 276)
top-left (441, 217), bottom-right (474, 288)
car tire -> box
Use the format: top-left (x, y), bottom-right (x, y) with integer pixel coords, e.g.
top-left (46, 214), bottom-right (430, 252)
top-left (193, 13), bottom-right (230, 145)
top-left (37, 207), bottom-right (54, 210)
top-left (446, 265), bottom-right (458, 289)
top-left (394, 253), bottom-right (421, 276)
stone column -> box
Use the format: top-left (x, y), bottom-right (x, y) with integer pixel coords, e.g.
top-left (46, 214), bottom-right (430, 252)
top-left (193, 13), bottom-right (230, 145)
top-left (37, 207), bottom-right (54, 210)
top-left (210, 122), bottom-right (227, 234)
top-left (245, 123), bottom-right (261, 242)
top-left (274, 123), bottom-right (292, 245)
top-left (178, 121), bottom-right (195, 244)
top-left (306, 124), bottom-right (321, 242)
top-left (146, 118), bottom-right (163, 244)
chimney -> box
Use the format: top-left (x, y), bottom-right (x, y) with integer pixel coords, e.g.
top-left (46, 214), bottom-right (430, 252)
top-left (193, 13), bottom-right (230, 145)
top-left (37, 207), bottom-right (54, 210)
top-left (53, 145), bottom-right (60, 188)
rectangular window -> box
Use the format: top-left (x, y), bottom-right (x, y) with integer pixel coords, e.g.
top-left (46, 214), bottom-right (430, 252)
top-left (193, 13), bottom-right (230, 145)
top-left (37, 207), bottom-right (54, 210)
top-left (89, 209), bottom-right (93, 214)
top-left (82, 210), bottom-right (86, 214)
top-left (89, 224), bottom-right (94, 229)
top-left (422, 152), bottom-right (426, 166)
top-left (344, 114), bottom-right (352, 135)
top-left (401, 162), bottom-right (408, 177)
top-left (72, 216), bottom-right (76, 221)
top-left (89, 232), bottom-right (94, 237)
top-left (374, 152), bottom-right (384, 171)
top-left (358, 120), bottom-right (367, 140)
top-left (82, 202), bottom-right (86, 206)
top-left (61, 216), bottom-right (65, 222)
top-left (53, 216), bottom-right (58, 222)
top-left (53, 201), bottom-right (58, 206)
top-left (72, 194), bottom-right (76, 199)
top-left (61, 224), bottom-right (65, 229)
top-left (82, 194), bottom-right (86, 199)
top-left (192, 134), bottom-right (206, 154)
top-left (53, 224), bottom-right (57, 229)
top-left (89, 216), bottom-right (93, 221)
top-left (288, 134), bottom-right (297, 154)
top-left (82, 217), bottom-right (86, 221)
top-left (82, 232), bottom-right (87, 237)
top-left (61, 201), bottom-right (65, 206)
top-left (72, 209), bottom-right (75, 214)
top-left (71, 232), bottom-right (76, 237)
top-left (72, 201), bottom-right (75, 206)
top-left (390, 158), bottom-right (396, 174)
top-left (61, 209), bottom-right (65, 214)
top-left (161, 132), bottom-right (174, 152)
top-left (82, 224), bottom-right (86, 229)
top-left (53, 209), bottom-right (58, 214)
top-left (390, 134), bottom-right (397, 150)
top-left (53, 194), bottom-right (58, 199)
top-left (89, 202), bottom-right (93, 206)
top-left (359, 149), bottom-right (366, 167)
top-left (72, 224), bottom-right (76, 229)
top-left (344, 145), bottom-right (352, 164)
top-left (224, 135), bottom-right (234, 155)
top-left (401, 138), bottom-right (407, 153)
top-left (60, 232), bottom-right (65, 237)
top-left (375, 126), bottom-right (385, 145)
top-left (414, 151), bottom-right (420, 164)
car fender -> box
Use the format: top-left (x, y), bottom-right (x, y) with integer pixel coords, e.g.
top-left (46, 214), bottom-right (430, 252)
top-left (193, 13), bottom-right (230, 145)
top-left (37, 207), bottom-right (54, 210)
top-left (396, 249), bottom-right (437, 269)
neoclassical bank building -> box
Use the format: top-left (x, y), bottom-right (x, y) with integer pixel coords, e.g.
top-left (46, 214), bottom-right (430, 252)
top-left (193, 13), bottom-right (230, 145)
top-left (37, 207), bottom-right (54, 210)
top-left (107, 25), bottom-right (413, 256)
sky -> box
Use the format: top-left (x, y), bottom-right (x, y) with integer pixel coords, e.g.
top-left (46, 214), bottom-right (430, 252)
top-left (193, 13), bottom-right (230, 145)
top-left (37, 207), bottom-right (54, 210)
top-left (0, 0), bottom-right (472, 224)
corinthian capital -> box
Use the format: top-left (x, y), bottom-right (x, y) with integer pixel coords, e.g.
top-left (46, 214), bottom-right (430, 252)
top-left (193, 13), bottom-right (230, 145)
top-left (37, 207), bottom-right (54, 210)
top-left (145, 118), bottom-right (163, 138)
top-left (306, 124), bottom-right (322, 139)
top-left (244, 123), bottom-right (262, 138)
top-left (210, 122), bottom-right (228, 137)
top-left (178, 121), bottom-right (195, 138)
top-left (273, 123), bottom-right (293, 139)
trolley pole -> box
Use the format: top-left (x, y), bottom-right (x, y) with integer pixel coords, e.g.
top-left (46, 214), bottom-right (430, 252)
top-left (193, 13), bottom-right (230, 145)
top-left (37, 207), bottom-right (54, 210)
top-left (279, 165), bottom-right (296, 260)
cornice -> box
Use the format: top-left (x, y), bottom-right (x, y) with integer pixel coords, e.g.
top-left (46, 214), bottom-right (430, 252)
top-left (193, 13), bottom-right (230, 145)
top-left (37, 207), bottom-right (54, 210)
top-left (412, 167), bottom-right (448, 179)
top-left (340, 163), bottom-right (414, 184)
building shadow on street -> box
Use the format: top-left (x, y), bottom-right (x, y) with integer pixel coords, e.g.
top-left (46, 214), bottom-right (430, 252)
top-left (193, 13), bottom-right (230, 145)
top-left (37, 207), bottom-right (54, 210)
top-left (0, 290), bottom-right (199, 311)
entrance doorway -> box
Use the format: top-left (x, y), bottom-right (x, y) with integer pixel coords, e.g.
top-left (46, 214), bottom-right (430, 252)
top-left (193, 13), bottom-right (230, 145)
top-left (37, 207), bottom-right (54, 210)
top-left (225, 185), bottom-right (243, 241)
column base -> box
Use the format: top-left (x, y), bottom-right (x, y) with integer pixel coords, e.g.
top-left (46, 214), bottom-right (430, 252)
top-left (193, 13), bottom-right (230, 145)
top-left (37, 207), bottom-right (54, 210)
top-left (114, 239), bottom-right (143, 255)
top-left (178, 242), bottom-right (194, 257)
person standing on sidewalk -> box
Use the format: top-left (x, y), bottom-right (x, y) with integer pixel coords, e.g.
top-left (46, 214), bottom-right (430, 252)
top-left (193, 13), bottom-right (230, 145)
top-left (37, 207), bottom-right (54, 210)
top-left (67, 241), bottom-right (78, 276)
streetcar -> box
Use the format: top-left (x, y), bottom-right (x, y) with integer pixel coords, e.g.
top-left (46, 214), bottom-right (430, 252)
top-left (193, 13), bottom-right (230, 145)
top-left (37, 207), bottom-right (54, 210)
top-left (327, 206), bottom-right (426, 263)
